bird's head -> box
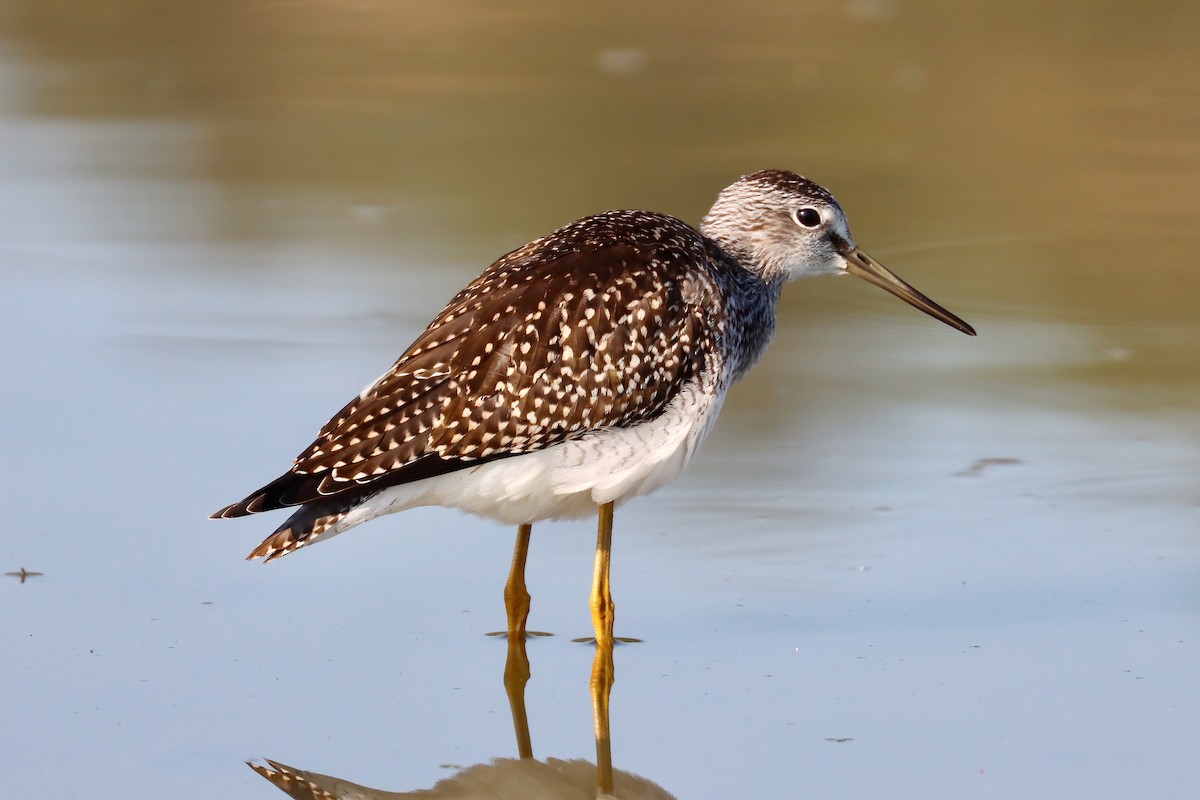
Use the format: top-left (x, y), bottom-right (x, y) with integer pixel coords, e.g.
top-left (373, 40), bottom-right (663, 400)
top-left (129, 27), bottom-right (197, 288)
top-left (701, 169), bottom-right (975, 335)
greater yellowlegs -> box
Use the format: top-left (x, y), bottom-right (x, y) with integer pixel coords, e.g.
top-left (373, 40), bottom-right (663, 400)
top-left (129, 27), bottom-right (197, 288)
top-left (212, 169), bottom-right (974, 643)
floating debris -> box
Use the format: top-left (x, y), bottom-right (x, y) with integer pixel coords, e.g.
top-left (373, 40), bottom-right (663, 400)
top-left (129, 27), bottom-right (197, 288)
top-left (955, 457), bottom-right (1022, 478)
top-left (5, 567), bottom-right (44, 584)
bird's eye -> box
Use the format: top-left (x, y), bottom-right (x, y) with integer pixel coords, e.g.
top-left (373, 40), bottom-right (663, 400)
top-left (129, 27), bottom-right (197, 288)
top-left (793, 207), bottom-right (822, 228)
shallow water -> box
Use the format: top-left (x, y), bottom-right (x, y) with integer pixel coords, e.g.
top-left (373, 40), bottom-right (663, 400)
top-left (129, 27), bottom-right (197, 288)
top-left (2, 2), bottom-right (1198, 798)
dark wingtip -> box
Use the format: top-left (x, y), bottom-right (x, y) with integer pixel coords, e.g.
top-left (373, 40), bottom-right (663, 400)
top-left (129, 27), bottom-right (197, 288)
top-left (209, 503), bottom-right (238, 520)
top-left (210, 471), bottom-right (308, 521)
top-left (209, 492), bottom-right (266, 520)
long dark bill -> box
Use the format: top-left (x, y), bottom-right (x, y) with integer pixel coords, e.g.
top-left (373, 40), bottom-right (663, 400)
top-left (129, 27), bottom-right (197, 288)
top-left (840, 245), bottom-right (976, 336)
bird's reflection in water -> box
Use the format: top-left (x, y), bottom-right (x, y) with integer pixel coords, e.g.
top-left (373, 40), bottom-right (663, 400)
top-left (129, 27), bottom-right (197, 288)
top-left (250, 756), bottom-right (670, 800)
top-left (250, 634), bottom-right (675, 800)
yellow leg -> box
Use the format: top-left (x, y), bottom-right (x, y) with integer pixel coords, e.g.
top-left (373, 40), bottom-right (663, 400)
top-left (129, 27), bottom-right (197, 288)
top-left (589, 501), bottom-right (615, 647)
top-left (590, 632), bottom-right (615, 796)
top-left (503, 523), bottom-right (533, 639)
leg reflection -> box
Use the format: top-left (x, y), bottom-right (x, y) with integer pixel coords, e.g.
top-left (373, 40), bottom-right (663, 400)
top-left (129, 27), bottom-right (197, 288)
top-left (250, 628), bottom-right (676, 799)
top-left (591, 634), bottom-right (616, 796)
top-left (503, 626), bottom-right (534, 760)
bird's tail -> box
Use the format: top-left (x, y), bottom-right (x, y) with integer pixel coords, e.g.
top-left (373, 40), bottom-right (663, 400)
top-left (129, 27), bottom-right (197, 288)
top-left (245, 499), bottom-right (357, 562)
top-left (248, 758), bottom-right (382, 799)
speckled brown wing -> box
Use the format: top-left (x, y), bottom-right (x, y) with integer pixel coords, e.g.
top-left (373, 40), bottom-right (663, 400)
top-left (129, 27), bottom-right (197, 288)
top-left (212, 218), bottom-right (722, 519)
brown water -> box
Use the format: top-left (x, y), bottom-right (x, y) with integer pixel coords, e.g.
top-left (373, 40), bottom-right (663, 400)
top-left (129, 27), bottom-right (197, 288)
top-left (2, 2), bottom-right (1197, 799)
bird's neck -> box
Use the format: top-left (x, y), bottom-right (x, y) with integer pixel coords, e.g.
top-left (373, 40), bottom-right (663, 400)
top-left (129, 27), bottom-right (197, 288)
top-left (699, 219), bottom-right (792, 287)
top-left (700, 240), bottom-right (784, 383)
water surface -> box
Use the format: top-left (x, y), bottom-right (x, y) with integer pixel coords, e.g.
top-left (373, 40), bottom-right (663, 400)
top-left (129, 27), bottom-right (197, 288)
top-left (1, 2), bottom-right (1197, 799)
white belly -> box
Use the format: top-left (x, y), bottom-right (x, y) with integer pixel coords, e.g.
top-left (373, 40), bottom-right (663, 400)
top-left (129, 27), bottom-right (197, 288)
top-left (319, 380), bottom-right (725, 540)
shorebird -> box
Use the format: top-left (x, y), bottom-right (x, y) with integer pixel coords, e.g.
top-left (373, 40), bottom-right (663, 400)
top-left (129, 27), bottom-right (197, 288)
top-left (212, 169), bottom-right (974, 643)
